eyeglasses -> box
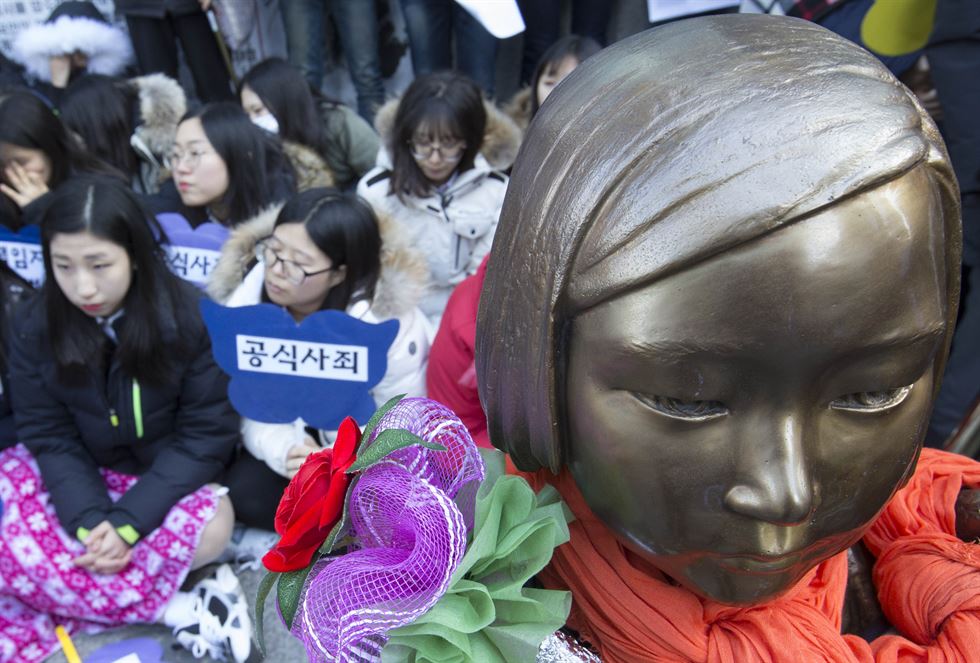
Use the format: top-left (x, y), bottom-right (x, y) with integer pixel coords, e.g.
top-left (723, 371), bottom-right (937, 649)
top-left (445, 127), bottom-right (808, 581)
top-left (163, 148), bottom-right (214, 171)
top-left (255, 237), bottom-right (337, 285)
top-left (408, 139), bottom-right (466, 162)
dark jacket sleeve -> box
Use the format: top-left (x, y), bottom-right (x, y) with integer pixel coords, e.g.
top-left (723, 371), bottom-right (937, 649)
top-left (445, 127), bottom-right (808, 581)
top-left (19, 191), bottom-right (53, 228)
top-left (8, 319), bottom-right (112, 534)
top-left (0, 273), bottom-right (31, 450)
top-left (0, 389), bottom-right (18, 450)
top-left (107, 331), bottom-right (239, 535)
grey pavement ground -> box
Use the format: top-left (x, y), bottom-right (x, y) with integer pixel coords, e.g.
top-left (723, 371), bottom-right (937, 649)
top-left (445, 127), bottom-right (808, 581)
top-left (43, 564), bottom-right (307, 663)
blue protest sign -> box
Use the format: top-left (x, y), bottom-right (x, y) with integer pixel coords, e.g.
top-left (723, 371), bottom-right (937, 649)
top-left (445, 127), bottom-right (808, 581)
top-left (0, 225), bottom-right (43, 286)
top-left (157, 213), bottom-right (229, 287)
top-left (200, 299), bottom-right (400, 430)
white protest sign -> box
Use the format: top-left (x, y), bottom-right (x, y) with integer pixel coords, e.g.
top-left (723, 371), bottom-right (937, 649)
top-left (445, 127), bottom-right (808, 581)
top-left (647, 0), bottom-right (739, 23)
top-left (163, 245), bottom-right (222, 287)
top-left (236, 334), bottom-right (369, 382)
top-left (0, 239), bottom-right (44, 287)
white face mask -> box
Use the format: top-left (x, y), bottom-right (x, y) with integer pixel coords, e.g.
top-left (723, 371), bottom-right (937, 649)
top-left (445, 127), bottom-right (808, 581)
top-left (251, 112), bottom-right (280, 135)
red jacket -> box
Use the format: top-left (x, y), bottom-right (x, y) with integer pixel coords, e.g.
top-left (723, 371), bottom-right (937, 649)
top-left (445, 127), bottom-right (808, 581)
top-left (426, 256), bottom-right (491, 448)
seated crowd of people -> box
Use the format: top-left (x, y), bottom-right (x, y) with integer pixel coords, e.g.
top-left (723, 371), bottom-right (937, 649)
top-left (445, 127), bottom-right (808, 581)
top-left (0, 1), bottom-right (974, 662)
top-left (0, 2), bottom-right (607, 660)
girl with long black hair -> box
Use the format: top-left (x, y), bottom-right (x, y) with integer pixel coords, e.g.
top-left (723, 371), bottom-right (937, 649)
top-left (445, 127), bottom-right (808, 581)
top-left (59, 73), bottom-right (186, 194)
top-left (162, 102), bottom-right (295, 227)
top-left (0, 177), bottom-right (251, 662)
top-left (239, 57), bottom-right (380, 191)
top-left (0, 90), bottom-right (120, 229)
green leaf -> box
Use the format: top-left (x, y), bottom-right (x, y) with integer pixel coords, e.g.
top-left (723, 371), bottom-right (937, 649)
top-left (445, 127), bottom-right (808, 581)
top-left (381, 473), bottom-right (573, 662)
top-left (277, 565), bottom-right (314, 631)
top-left (318, 511), bottom-right (349, 556)
top-left (478, 447), bottom-right (506, 489)
top-left (359, 394), bottom-right (405, 443)
top-left (254, 571), bottom-right (278, 655)
top-left (346, 428), bottom-right (446, 474)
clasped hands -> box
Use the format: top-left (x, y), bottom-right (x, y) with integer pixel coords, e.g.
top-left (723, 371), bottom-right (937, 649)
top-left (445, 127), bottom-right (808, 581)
top-left (74, 521), bottom-right (132, 575)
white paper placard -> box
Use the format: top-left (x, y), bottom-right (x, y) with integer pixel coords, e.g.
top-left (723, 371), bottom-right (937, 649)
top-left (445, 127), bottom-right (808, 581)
top-left (164, 246), bottom-right (222, 286)
top-left (455, 0), bottom-right (526, 39)
top-left (236, 334), bottom-right (369, 382)
top-left (0, 240), bottom-right (44, 287)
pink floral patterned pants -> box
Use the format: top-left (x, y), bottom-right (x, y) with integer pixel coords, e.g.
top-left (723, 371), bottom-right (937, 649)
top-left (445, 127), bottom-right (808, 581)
top-left (0, 445), bottom-right (218, 662)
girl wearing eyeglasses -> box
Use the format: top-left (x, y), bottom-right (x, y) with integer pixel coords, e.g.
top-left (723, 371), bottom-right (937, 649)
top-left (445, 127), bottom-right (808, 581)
top-left (155, 102), bottom-right (296, 228)
top-left (207, 187), bottom-right (430, 531)
top-left (356, 71), bottom-right (520, 324)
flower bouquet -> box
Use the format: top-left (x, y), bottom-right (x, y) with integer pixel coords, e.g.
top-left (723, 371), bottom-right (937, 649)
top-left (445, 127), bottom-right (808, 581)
top-left (255, 396), bottom-right (574, 662)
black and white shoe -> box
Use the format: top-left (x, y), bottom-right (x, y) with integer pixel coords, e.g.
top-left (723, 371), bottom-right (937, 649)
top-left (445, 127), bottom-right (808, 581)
top-left (173, 564), bottom-right (253, 662)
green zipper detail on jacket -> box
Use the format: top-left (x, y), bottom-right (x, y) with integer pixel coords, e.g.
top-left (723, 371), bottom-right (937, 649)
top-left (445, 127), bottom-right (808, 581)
top-left (132, 379), bottom-right (144, 439)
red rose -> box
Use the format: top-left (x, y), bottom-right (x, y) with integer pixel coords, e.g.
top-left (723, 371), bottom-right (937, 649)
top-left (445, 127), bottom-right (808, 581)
top-left (262, 416), bottom-right (360, 573)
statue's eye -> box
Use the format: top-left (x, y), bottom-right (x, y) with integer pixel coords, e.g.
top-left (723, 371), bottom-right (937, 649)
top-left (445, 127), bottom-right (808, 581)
top-left (830, 385), bottom-right (913, 413)
top-left (633, 393), bottom-right (729, 421)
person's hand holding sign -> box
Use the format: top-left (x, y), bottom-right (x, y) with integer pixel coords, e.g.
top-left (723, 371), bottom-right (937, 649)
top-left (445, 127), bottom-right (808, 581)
top-left (286, 435), bottom-right (320, 478)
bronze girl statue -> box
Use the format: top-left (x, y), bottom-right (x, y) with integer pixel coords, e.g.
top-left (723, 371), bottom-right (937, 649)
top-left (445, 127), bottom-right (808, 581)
top-left (478, 15), bottom-right (979, 662)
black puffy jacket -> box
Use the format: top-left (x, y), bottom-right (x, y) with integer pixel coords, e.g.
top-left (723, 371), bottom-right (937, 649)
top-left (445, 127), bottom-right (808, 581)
top-left (8, 289), bottom-right (239, 537)
top-left (0, 264), bottom-right (32, 448)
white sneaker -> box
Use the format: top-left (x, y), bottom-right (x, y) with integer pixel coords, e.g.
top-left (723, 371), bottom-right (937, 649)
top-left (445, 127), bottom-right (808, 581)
top-left (173, 564), bottom-right (253, 662)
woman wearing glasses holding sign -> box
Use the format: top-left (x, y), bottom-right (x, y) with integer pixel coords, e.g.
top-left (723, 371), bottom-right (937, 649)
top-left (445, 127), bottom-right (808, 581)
top-left (357, 71), bottom-right (518, 324)
top-left (208, 187), bottom-right (431, 531)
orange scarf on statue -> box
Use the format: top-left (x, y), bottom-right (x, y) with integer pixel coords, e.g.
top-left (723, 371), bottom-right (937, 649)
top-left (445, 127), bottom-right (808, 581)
top-left (519, 448), bottom-right (980, 663)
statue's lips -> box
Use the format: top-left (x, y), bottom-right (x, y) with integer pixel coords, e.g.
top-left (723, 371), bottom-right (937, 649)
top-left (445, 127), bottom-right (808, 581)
top-left (713, 553), bottom-right (804, 575)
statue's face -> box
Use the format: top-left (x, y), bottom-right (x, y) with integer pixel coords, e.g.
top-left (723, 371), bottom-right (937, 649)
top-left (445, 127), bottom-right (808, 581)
top-left (565, 167), bottom-right (947, 604)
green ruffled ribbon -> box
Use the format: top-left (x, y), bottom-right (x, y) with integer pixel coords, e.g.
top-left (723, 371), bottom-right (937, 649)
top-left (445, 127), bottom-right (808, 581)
top-left (381, 449), bottom-right (573, 663)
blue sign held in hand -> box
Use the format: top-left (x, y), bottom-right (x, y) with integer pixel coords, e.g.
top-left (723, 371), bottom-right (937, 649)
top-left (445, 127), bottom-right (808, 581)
top-left (200, 299), bottom-right (399, 430)
top-left (157, 213), bottom-right (229, 287)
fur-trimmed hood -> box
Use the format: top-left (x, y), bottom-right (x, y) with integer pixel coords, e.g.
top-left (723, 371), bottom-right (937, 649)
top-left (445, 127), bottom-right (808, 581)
top-left (282, 141), bottom-right (336, 192)
top-left (131, 73), bottom-right (186, 156)
top-left (373, 96), bottom-right (522, 171)
top-left (503, 87), bottom-right (533, 133)
top-left (207, 204), bottom-right (430, 320)
top-left (11, 6), bottom-right (132, 83)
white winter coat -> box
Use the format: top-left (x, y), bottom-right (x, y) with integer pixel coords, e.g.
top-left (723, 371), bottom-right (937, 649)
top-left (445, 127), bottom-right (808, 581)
top-left (207, 205), bottom-right (431, 477)
top-left (356, 98), bottom-right (521, 321)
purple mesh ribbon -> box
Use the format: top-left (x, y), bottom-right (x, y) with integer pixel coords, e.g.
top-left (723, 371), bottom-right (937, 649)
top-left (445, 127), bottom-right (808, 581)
top-left (291, 398), bottom-right (485, 662)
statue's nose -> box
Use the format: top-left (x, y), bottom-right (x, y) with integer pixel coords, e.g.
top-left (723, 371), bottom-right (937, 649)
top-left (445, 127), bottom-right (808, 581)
top-left (724, 413), bottom-right (815, 526)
